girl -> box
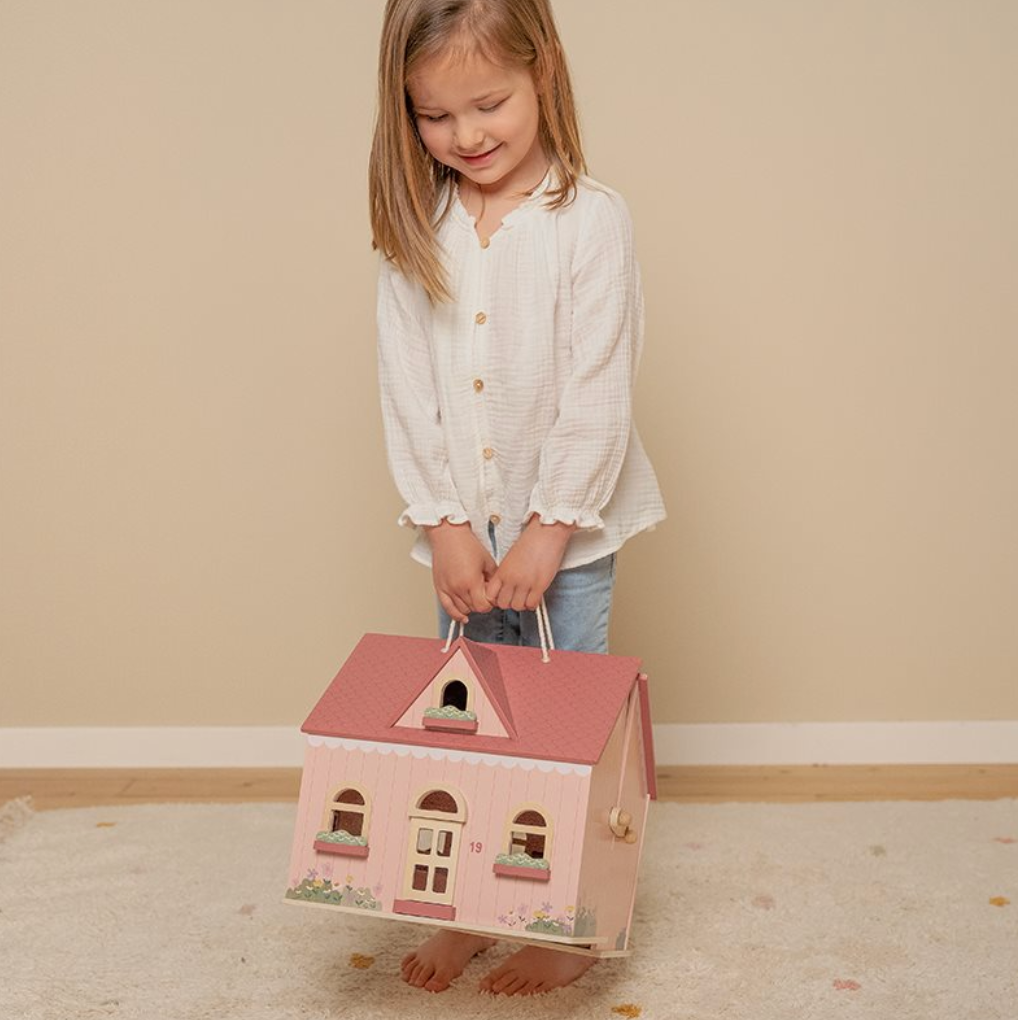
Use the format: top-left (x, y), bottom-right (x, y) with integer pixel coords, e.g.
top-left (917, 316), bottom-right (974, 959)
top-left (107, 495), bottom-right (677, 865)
top-left (369, 0), bottom-right (665, 997)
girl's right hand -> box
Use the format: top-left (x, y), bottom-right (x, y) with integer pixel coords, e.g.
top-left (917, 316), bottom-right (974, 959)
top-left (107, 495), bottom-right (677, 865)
top-left (425, 520), bottom-right (497, 624)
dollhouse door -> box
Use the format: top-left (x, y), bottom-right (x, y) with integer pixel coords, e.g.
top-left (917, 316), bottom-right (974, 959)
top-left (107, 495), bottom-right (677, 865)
top-left (395, 788), bottom-right (465, 919)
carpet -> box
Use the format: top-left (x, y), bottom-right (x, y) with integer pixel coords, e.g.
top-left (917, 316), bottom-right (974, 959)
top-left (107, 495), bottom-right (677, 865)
top-left (0, 796), bottom-right (1015, 1020)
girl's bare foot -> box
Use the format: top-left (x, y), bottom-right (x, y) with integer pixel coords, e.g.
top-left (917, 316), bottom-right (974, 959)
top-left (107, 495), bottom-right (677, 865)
top-left (400, 930), bottom-right (497, 992)
top-left (479, 945), bottom-right (597, 995)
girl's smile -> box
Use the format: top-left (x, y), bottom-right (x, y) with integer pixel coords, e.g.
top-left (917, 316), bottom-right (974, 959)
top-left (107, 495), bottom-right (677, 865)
top-left (457, 143), bottom-right (503, 166)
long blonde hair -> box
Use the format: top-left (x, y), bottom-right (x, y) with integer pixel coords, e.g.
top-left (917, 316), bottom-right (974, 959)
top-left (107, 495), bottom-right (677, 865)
top-left (369, 0), bottom-right (586, 302)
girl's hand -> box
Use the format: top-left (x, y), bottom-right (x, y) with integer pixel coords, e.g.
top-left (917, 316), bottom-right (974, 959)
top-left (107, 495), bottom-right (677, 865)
top-left (426, 520), bottom-right (497, 624)
top-left (486, 519), bottom-right (576, 611)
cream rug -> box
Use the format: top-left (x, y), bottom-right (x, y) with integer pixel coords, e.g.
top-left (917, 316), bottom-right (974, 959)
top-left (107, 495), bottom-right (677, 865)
top-left (0, 797), bottom-right (1015, 1020)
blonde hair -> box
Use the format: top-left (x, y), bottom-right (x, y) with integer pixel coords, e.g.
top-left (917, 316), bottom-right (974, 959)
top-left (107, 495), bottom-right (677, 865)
top-left (369, 0), bottom-right (586, 302)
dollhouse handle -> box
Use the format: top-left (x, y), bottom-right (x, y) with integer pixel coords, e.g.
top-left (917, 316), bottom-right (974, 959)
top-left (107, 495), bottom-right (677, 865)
top-left (534, 598), bottom-right (554, 662)
top-left (441, 598), bottom-right (555, 663)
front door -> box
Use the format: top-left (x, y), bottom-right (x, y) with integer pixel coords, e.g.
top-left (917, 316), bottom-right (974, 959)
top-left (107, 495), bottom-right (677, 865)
top-left (393, 788), bottom-right (465, 921)
top-left (405, 817), bottom-right (461, 902)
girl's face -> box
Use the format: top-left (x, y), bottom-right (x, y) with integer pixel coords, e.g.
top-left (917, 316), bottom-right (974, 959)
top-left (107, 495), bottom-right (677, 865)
top-left (408, 49), bottom-right (547, 193)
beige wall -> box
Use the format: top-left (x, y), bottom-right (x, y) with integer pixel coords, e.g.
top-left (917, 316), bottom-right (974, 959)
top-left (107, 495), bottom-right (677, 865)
top-left (2, 1), bottom-right (1016, 729)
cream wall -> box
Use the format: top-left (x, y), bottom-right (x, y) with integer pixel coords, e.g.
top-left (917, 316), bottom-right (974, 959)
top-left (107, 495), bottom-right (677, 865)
top-left (1, 1), bottom-right (1016, 730)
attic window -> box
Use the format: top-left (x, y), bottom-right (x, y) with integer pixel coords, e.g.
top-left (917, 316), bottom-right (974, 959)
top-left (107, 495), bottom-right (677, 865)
top-left (441, 680), bottom-right (468, 711)
top-left (422, 678), bottom-right (478, 733)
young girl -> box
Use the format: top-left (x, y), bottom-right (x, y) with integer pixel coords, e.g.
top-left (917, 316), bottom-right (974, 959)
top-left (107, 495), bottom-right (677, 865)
top-left (369, 0), bottom-right (665, 996)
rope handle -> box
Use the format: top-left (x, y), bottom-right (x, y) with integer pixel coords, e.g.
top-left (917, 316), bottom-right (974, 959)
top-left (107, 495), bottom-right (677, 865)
top-left (442, 597), bottom-right (555, 662)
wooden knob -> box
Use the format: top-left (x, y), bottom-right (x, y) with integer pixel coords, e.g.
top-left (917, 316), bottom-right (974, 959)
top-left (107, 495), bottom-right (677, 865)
top-left (624, 830), bottom-right (638, 844)
top-left (618, 811), bottom-right (632, 828)
top-left (608, 807), bottom-right (629, 837)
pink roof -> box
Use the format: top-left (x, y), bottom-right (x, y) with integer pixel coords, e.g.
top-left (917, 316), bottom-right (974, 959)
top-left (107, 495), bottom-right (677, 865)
top-left (302, 633), bottom-right (653, 775)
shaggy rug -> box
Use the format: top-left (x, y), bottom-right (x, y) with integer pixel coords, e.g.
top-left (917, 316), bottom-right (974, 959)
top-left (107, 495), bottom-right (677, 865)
top-left (0, 797), bottom-right (1015, 1020)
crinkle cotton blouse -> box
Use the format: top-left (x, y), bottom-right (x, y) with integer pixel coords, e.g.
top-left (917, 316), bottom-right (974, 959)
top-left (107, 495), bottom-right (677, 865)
top-left (377, 172), bottom-right (666, 571)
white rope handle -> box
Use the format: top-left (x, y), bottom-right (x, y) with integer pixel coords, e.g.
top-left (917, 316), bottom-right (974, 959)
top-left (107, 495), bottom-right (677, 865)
top-left (440, 598), bottom-right (555, 662)
top-left (534, 597), bottom-right (555, 662)
top-left (441, 617), bottom-right (465, 653)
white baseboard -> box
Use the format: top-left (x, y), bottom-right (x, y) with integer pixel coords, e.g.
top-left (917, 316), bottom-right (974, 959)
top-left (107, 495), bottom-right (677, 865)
top-left (651, 722), bottom-right (1018, 766)
top-left (0, 722), bottom-right (1015, 768)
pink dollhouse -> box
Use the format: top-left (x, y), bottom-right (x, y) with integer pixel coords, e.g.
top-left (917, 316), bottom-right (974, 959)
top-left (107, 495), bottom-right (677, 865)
top-left (285, 631), bottom-right (657, 956)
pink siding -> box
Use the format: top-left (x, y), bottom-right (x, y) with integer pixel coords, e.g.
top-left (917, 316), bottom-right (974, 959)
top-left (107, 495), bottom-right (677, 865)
top-left (573, 691), bottom-right (650, 951)
top-left (287, 741), bottom-right (592, 939)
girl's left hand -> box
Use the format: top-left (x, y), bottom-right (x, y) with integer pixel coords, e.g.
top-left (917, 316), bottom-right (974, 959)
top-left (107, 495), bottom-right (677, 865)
top-left (486, 519), bottom-right (576, 611)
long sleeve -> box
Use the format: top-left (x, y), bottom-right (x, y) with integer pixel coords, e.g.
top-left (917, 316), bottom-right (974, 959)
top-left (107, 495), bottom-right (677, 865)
top-left (526, 191), bottom-right (641, 530)
top-left (376, 257), bottom-right (468, 529)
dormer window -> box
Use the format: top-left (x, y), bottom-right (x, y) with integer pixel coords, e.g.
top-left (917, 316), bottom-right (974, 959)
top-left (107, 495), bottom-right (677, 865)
top-left (441, 679), bottom-right (468, 711)
top-left (422, 676), bottom-right (479, 733)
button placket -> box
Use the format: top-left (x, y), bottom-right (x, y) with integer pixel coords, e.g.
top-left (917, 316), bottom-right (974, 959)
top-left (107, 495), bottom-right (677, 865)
top-left (472, 243), bottom-right (501, 527)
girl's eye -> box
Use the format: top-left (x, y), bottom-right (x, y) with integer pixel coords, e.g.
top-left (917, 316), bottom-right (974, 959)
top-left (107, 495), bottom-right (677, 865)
top-left (417, 113), bottom-right (447, 123)
top-left (480, 100), bottom-right (505, 113)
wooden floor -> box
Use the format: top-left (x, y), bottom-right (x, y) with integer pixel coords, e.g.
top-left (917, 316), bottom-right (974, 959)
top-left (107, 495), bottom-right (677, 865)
top-left (2, 765), bottom-right (1017, 811)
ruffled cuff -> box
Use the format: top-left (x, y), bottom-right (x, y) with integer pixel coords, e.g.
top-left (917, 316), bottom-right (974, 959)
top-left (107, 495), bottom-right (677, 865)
top-left (397, 501), bottom-right (470, 530)
top-left (525, 502), bottom-right (605, 531)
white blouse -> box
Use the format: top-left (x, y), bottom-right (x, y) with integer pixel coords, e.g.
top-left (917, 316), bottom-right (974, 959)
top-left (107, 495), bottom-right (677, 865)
top-left (376, 172), bottom-right (666, 571)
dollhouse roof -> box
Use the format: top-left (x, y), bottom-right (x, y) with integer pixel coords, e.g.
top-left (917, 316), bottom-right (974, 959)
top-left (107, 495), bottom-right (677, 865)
top-left (302, 633), bottom-right (653, 779)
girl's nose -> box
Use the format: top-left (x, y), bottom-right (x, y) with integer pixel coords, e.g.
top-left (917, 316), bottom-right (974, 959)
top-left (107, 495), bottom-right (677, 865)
top-left (454, 121), bottom-right (485, 153)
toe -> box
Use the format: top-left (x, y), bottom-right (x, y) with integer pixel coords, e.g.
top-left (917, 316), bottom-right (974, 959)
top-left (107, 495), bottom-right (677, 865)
top-left (424, 973), bottom-right (451, 993)
top-left (490, 970), bottom-right (520, 995)
top-left (478, 967), bottom-right (505, 992)
top-left (501, 975), bottom-right (530, 997)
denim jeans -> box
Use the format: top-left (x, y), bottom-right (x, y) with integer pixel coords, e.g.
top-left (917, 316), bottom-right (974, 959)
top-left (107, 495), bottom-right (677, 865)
top-left (436, 522), bottom-right (617, 654)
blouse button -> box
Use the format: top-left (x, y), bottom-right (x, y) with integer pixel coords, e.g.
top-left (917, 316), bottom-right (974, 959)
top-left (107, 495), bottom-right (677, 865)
top-left (473, 378), bottom-right (485, 392)
top-left (489, 513), bottom-right (501, 525)
top-left (480, 237), bottom-right (490, 249)
top-left (475, 311), bottom-right (487, 325)
top-left (482, 447), bottom-right (495, 460)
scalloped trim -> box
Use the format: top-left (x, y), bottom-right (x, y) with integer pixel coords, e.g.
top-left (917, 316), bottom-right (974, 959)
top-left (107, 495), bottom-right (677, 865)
top-left (527, 506), bottom-right (605, 530)
top-left (398, 503), bottom-right (470, 529)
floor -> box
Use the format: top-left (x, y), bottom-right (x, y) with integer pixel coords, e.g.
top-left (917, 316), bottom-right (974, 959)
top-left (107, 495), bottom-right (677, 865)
top-left (2, 764), bottom-right (1017, 810)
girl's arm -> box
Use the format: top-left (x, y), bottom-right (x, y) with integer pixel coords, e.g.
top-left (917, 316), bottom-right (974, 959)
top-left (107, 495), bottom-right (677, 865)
top-left (377, 257), bottom-right (466, 529)
top-left (377, 258), bottom-right (493, 622)
top-left (489, 192), bottom-right (639, 610)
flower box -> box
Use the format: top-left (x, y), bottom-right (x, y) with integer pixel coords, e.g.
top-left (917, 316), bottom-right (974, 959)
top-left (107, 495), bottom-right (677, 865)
top-left (313, 839), bottom-right (370, 857)
top-left (493, 862), bottom-right (551, 882)
top-left (422, 715), bottom-right (479, 733)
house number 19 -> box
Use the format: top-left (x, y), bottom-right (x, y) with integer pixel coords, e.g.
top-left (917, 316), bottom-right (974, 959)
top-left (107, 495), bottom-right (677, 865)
top-left (470, 841), bottom-right (483, 853)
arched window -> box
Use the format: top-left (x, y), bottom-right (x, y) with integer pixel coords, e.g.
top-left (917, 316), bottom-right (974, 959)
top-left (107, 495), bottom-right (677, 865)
top-left (329, 787), bottom-right (367, 837)
top-left (509, 808), bottom-right (550, 860)
top-left (440, 679), bottom-right (468, 711)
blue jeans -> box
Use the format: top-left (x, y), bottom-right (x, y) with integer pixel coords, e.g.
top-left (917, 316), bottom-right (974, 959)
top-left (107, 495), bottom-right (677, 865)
top-left (436, 523), bottom-right (617, 654)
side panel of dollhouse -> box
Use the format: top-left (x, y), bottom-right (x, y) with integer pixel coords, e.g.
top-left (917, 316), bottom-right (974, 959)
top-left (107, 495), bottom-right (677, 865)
top-left (285, 737), bottom-right (593, 944)
top-left (573, 687), bottom-right (651, 953)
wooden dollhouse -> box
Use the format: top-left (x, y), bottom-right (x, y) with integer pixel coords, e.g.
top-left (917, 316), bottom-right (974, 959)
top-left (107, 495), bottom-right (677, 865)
top-left (285, 630), bottom-right (656, 956)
